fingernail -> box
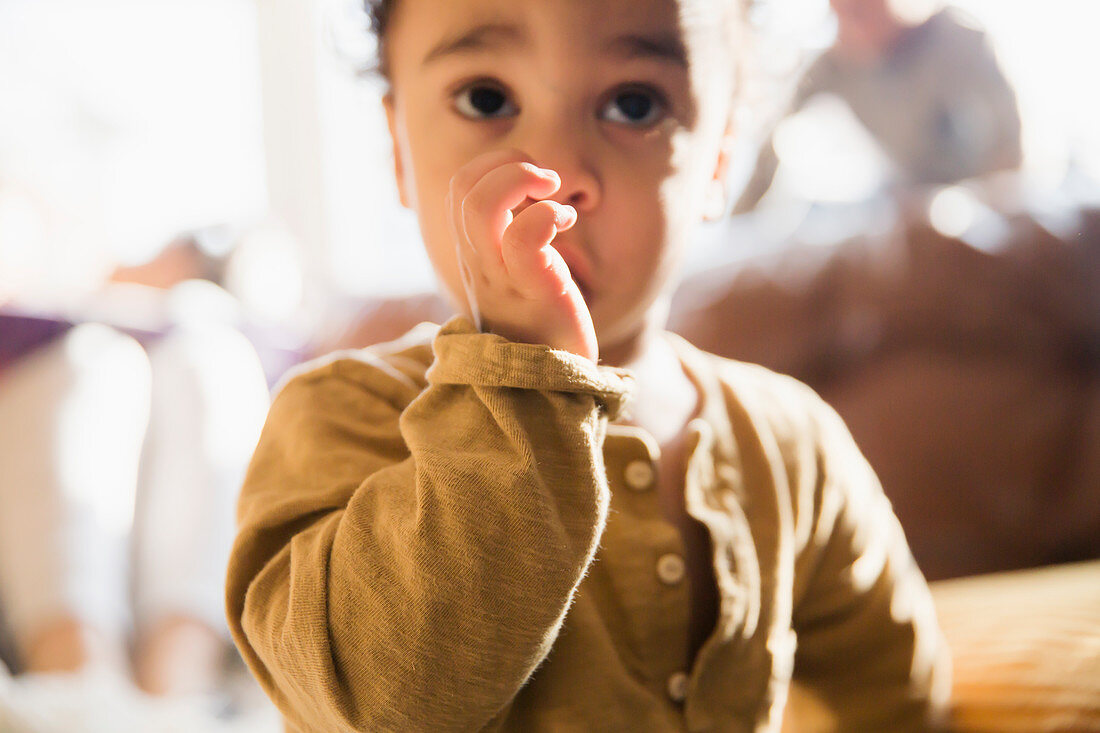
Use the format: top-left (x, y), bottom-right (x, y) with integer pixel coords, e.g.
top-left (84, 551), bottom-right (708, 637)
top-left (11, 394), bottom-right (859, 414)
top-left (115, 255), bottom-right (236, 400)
top-left (559, 205), bottom-right (578, 228)
top-left (539, 168), bottom-right (560, 182)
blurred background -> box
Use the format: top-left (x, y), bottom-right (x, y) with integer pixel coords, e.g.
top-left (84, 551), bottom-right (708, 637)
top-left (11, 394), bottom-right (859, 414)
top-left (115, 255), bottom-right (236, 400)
top-left (1, 0), bottom-right (1098, 730)
top-left (2, 0), bottom-right (1097, 329)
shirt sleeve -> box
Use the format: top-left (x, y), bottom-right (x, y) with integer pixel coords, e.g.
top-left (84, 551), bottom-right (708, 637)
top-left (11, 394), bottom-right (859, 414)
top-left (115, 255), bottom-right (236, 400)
top-left (788, 389), bottom-right (951, 732)
top-left (225, 317), bottom-right (633, 732)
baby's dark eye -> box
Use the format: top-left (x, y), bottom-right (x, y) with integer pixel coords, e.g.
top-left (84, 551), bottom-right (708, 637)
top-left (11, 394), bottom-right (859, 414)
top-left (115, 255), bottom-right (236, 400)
top-left (600, 88), bottom-right (665, 127)
top-left (453, 83), bottom-right (517, 120)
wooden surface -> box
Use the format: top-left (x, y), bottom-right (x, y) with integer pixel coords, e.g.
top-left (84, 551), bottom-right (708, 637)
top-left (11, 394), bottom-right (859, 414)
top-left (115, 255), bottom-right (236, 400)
top-left (931, 560), bottom-right (1100, 732)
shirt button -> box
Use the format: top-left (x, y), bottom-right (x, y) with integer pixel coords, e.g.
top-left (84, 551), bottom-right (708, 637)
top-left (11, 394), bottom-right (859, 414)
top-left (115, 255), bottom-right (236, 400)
top-left (624, 459), bottom-right (655, 490)
top-left (667, 671), bottom-right (689, 703)
top-left (656, 553), bottom-right (685, 585)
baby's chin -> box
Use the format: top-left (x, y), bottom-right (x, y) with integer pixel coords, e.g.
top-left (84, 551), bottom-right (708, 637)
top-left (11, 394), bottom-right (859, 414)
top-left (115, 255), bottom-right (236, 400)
top-left (592, 306), bottom-right (668, 364)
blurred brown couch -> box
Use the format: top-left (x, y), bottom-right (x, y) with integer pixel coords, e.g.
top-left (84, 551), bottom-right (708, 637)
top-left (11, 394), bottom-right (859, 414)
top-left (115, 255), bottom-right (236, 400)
top-left (669, 209), bottom-right (1100, 582)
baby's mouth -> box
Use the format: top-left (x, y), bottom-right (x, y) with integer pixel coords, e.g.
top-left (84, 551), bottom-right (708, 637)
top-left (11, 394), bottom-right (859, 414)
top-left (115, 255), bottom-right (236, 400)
top-left (556, 250), bottom-right (593, 302)
top-left (575, 279), bottom-right (592, 303)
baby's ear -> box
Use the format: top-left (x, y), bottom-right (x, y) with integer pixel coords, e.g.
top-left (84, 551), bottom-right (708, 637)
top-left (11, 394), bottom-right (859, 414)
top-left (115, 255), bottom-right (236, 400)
top-left (383, 92), bottom-right (412, 209)
top-left (704, 120), bottom-right (736, 221)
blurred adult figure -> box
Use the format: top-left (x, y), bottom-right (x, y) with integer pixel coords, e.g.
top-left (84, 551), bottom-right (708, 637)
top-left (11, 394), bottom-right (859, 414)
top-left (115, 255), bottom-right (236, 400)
top-left (0, 231), bottom-right (270, 698)
top-left (0, 322), bottom-right (150, 677)
top-left (734, 0), bottom-right (1022, 213)
top-left (104, 233), bottom-right (272, 696)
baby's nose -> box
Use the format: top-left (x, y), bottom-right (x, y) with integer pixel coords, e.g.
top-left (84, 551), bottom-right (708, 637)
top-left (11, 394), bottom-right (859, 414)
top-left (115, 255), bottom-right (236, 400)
top-left (518, 125), bottom-right (601, 212)
top-left (519, 159), bottom-right (597, 213)
top-left (557, 173), bottom-right (595, 211)
top-left (510, 174), bottom-right (590, 221)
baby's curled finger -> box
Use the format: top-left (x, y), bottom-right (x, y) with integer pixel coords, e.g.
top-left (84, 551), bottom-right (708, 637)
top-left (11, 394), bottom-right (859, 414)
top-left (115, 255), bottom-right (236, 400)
top-left (461, 162), bottom-right (562, 268)
top-left (500, 200), bottom-right (578, 289)
top-left (449, 148), bottom-right (534, 207)
top-left (448, 151), bottom-right (534, 280)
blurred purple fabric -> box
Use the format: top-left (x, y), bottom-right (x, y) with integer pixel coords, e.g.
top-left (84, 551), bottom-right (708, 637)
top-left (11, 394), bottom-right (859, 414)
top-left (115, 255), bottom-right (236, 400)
top-left (0, 312), bottom-right (74, 373)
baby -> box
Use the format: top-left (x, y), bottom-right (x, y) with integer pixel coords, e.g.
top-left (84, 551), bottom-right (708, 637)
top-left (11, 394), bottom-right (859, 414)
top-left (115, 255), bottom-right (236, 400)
top-left (226, 0), bottom-right (950, 730)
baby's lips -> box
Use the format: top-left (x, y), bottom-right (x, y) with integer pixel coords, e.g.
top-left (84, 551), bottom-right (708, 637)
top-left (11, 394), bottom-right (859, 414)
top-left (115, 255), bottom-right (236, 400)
top-left (556, 249), bottom-right (593, 300)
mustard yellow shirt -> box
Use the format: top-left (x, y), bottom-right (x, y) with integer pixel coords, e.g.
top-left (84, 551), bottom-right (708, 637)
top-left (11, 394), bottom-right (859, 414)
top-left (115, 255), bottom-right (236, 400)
top-left (226, 317), bottom-right (949, 732)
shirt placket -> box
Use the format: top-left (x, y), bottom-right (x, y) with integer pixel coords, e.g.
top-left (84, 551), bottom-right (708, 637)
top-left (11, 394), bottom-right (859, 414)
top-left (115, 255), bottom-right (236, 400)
top-left (601, 427), bottom-right (694, 708)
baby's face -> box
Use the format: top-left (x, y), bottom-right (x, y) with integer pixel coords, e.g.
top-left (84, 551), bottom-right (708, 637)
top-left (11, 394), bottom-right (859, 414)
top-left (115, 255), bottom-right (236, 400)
top-left (384, 0), bottom-right (736, 352)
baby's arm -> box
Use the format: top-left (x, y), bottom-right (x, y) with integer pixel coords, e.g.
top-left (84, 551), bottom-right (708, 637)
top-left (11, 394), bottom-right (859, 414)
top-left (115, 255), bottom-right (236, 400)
top-left (226, 340), bottom-right (630, 730)
top-left (226, 150), bottom-right (624, 731)
top-left (789, 394), bottom-right (950, 731)
top-left (227, 332), bottom-right (631, 731)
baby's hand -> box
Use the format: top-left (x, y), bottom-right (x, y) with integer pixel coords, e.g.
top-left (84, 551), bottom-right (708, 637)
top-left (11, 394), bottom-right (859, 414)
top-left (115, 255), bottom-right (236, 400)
top-left (448, 149), bottom-right (598, 361)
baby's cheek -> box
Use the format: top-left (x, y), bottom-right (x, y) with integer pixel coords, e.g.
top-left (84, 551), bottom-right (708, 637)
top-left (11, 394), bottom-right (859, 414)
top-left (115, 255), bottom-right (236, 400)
top-left (419, 215), bottom-right (461, 293)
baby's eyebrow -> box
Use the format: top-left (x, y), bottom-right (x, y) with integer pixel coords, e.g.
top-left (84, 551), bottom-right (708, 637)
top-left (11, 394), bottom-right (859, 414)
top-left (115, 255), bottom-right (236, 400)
top-left (421, 23), bottom-right (688, 71)
top-left (604, 32), bottom-right (688, 69)
top-left (421, 22), bottom-right (526, 68)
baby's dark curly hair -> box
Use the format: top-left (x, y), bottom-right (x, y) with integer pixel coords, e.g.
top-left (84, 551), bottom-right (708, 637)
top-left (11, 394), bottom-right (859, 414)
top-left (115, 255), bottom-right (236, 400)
top-left (364, 0), bottom-right (396, 79)
top-left (363, 0), bottom-right (758, 101)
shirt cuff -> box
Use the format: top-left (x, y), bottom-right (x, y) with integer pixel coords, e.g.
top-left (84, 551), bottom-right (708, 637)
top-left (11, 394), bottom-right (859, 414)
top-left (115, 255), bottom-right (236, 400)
top-left (427, 316), bottom-right (634, 420)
